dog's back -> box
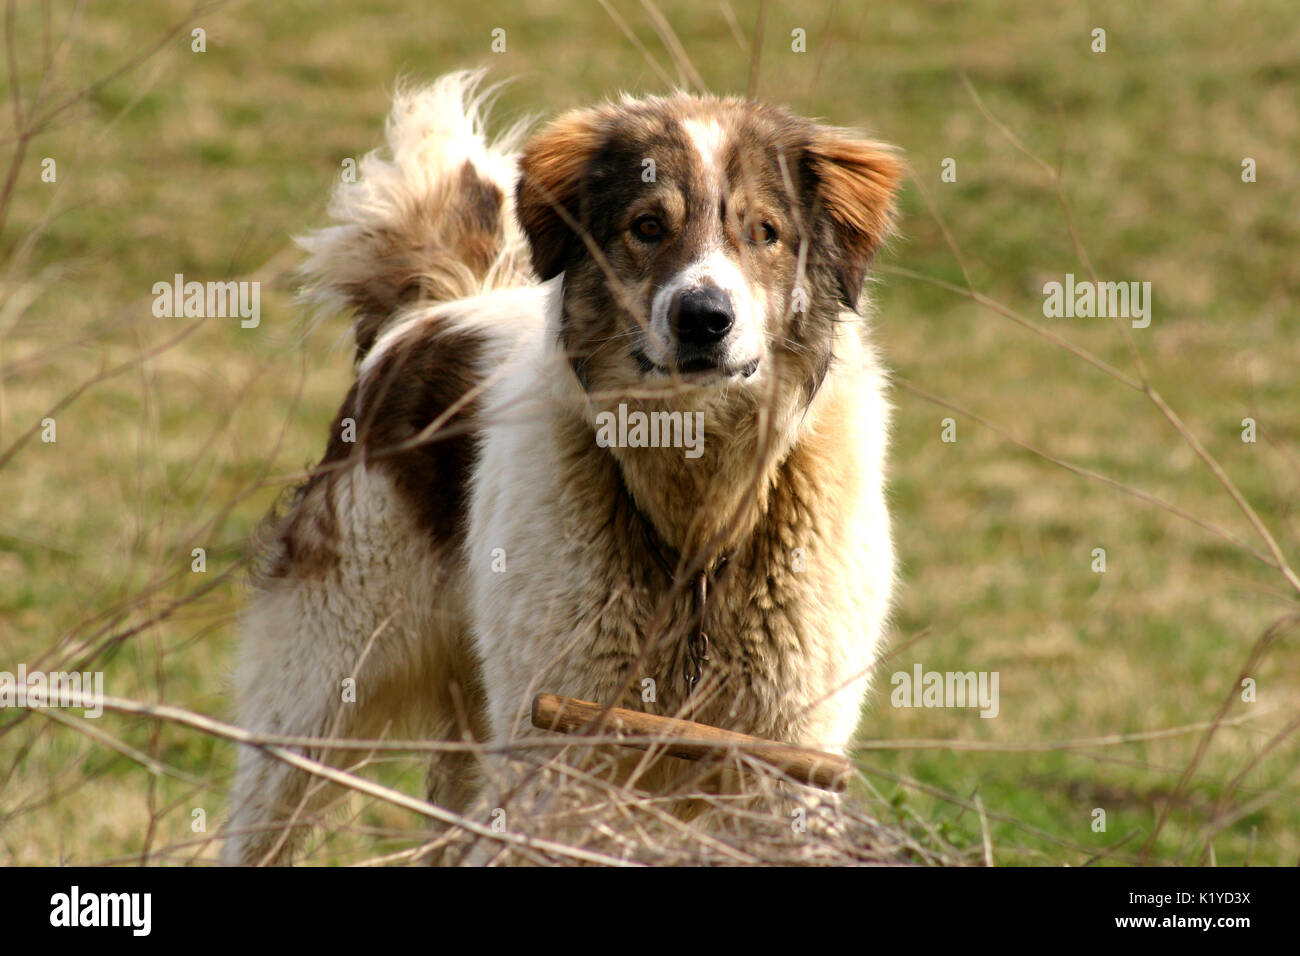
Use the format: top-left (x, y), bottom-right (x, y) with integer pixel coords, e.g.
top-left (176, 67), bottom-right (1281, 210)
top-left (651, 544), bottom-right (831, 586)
top-left (224, 73), bottom-right (531, 865)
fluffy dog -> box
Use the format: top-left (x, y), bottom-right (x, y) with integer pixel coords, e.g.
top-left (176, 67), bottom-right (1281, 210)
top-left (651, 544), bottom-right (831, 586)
top-left (222, 71), bottom-right (902, 864)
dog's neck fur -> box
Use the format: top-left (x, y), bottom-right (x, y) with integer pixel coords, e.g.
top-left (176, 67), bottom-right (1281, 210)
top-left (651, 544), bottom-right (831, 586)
top-left (551, 334), bottom-right (855, 567)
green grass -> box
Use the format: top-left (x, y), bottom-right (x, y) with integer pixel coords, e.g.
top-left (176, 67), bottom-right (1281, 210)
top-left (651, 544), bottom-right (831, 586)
top-left (1, 0), bottom-right (1297, 865)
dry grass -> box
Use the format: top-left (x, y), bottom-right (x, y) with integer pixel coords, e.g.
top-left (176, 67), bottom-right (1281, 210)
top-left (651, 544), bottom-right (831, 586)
top-left (1, 0), bottom-right (1297, 866)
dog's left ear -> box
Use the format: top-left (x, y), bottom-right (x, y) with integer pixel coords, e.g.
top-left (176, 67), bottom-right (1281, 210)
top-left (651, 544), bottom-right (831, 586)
top-left (516, 108), bottom-right (609, 281)
top-left (805, 131), bottom-right (903, 311)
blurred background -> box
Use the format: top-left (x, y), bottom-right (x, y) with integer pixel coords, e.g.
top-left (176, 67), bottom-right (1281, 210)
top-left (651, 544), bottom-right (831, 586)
top-left (1, 0), bottom-right (1297, 864)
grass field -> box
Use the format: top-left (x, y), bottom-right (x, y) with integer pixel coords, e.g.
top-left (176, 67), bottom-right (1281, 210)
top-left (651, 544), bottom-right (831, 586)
top-left (2, 0), bottom-right (1297, 865)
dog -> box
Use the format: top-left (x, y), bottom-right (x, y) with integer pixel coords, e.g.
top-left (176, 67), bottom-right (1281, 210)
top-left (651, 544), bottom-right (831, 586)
top-left (222, 71), bottom-right (902, 864)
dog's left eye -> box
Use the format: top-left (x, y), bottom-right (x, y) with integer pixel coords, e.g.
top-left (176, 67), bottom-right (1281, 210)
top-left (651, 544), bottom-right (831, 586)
top-left (746, 221), bottom-right (778, 245)
top-left (632, 215), bottom-right (664, 242)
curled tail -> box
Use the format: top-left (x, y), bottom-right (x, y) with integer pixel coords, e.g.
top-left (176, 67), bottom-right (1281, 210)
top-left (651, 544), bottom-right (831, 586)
top-left (297, 70), bottom-right (533, 359)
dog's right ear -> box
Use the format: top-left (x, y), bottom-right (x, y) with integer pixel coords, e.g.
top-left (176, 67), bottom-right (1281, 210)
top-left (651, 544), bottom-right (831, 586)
top-left (805, 130), bottom-right (904, 312)
top-left (516, 108), bottom-right (608, 280)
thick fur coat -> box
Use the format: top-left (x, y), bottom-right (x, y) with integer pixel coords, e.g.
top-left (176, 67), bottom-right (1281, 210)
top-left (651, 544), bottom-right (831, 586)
top-left (223, 72), bottom-right (901, 864)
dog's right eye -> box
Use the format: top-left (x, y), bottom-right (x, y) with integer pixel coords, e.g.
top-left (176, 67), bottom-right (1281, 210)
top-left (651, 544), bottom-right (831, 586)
top-left (631, 215), bottom-right (664, 242)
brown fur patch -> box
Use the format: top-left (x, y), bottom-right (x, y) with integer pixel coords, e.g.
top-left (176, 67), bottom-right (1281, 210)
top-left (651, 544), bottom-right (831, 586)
top-left (358, 325), bottom-right (484, 535)
top-left (515, 108), bottom-right (613, 280)
top-left (805, 133), bottom-right (903, 310)
top-left (260, 323), bottom-right (486, 582)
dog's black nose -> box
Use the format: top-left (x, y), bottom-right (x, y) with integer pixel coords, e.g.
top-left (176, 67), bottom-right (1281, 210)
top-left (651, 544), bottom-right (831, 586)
top-left (672, 287), bottom-right (734, 346)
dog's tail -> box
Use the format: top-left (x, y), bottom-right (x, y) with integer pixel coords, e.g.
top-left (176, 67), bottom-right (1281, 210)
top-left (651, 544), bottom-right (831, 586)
top-left (297, 70), bottom-right (532, 359)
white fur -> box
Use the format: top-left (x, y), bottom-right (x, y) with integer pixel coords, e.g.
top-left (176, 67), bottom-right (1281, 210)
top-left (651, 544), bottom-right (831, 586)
top-left (682, 116), bottom-right (726, 192)
top-left (467, 292), bottom-right (894, 750)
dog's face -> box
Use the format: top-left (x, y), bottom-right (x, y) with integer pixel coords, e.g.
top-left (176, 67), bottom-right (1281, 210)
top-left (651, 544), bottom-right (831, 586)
top-left (516, 93), bottom-right (901, 406)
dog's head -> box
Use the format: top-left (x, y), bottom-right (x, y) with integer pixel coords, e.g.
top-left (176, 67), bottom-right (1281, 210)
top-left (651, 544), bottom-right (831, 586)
top-left (516, 93), bottom-right (901, 405)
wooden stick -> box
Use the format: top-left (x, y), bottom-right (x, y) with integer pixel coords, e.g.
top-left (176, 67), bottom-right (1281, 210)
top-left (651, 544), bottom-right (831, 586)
top-left (530, 693), bottom-right (853, 792)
